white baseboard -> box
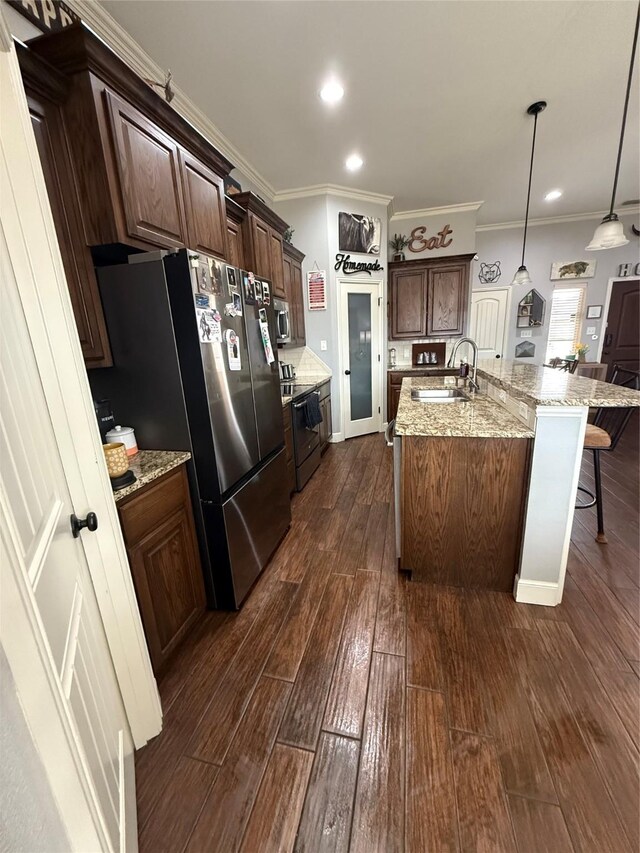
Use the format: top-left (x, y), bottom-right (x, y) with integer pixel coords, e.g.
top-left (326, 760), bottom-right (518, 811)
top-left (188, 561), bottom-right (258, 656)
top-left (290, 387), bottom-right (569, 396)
top-left (513, 575), bottom-right (561, 607)
top-left (329, 432), bottom-right (344, 443)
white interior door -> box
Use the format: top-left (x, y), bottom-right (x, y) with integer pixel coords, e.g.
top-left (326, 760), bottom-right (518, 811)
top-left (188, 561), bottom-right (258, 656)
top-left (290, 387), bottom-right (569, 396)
top-left (339, 279), bottom-right (383, 439)
top-left (0, 24), bottom-right (138, 850)
top-left (1, 226), bottom-right (137, 852)
top-left (470, 288), bottom-right (510, 359)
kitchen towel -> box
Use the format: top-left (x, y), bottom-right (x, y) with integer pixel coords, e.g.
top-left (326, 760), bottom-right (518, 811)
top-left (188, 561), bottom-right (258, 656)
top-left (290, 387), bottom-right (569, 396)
top-left (303, 392), bottom-right (323, 429)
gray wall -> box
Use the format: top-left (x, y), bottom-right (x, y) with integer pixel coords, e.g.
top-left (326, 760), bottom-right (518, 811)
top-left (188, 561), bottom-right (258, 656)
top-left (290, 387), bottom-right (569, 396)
top-left (274, 192), bottom-right (389, 436)
top-left (0, 646), bottom-right (69, 853)
top-left (474, 212), bottom-right (639, 364)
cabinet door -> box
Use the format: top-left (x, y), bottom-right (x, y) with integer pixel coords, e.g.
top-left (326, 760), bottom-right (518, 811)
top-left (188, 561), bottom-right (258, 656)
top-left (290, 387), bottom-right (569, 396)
top-left (106, 90), bottom-right (188, 249)
top-left (282, 253), bottom-right (293, 303)
top-left (291, 260), bottom-right (306, 345)
top-left (28, 95), bottom-right (112, 368)
top-left (179, 150), bottom-right (227, 258)
top-left (269, 229), bottom-right (286, 298)
top-left (427, 263), bottom-right (468, 336)
top-left (249, 213), bottom-right (271, 277)
top-left (324, 396), bottom-right (332, 444)
top-left (389, 386), bottom-right (403, 422)
top-left (127, 505), bottom-right (204, 672)
top-left (391, 269), bottom-right (427, 339)
top-left (227, 218), bottom-right (245, 269)
top-left (318, 398), bottom-right (328, 450)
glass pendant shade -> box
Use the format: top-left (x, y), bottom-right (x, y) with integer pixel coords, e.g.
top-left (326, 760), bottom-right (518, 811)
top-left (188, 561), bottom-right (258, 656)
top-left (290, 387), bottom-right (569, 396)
top-left (585, 214), bottom-right (629, 250)
top-left (511, 265), bottom-right (532, 287)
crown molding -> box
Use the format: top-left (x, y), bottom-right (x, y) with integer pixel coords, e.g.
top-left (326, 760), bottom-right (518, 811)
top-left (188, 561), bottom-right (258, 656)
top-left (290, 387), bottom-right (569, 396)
top-left (391, 201), bottom-right (484, 221)
top-left (65, 0), bottom-right (276, 202)
top-left (273, 183), bottom-right (393, 206)
top-left (477, 206), bottom-right (640, 232)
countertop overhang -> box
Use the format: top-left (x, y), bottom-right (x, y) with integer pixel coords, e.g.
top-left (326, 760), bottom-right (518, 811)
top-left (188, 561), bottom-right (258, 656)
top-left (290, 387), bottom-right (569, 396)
top-left (477, 360), bottom-right (640, 408)
top-left (395, 377), bottom-right (534, 439)
top-left (113, 450), bottom-right (191, 502)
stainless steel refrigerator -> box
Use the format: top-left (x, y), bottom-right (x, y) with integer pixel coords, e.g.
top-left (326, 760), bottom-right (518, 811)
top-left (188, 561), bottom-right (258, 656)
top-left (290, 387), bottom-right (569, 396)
top-left (89, 248), bottom-right (290, 609)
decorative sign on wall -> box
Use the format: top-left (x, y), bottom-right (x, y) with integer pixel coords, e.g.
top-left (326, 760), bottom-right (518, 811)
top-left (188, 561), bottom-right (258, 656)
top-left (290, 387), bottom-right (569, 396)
top-left (408, 224), bottom-right (453, 253)
top-left (334, 254), bottom-right (384, 276)
top-left (307, 270), bottom-right (327, 311)
top-left (7, 0), bottom-right (79, 33)
top-left (550, 260), bottom-right (596, 280)
top-left (618, 262), bottom-right (640, 276)
top-left (338, 213), bottom-right (381, 255)
top-left (478, 261), bottom-right (502, 284)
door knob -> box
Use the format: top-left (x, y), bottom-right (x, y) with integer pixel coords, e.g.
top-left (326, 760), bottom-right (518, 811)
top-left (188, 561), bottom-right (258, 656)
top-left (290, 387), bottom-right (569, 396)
top-left (345, 369), bottom-right (351, 375)
top-left (70, 512), bottom-right (98, 538)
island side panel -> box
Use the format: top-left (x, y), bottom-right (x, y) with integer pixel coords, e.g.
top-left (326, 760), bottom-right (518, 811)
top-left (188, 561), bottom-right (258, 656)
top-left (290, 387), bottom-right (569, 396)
top-left (514, 405), bottom-right (588, 606)
top-left (401, 436), bottom-right (532, 592)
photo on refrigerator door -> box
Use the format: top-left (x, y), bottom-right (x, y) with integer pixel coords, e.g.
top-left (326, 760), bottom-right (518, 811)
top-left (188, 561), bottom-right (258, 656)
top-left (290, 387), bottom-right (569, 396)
top-left (243, 272), bottom-right (255, 305)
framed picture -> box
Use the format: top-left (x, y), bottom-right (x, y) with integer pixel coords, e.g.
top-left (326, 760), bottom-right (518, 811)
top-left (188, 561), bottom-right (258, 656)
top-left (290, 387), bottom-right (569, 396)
top-left (338, 212), bottom-right (381, 255)
top-left (586, 304), bottom-right (603, 319)
top-left (550, 260), bottom-right (596, 280)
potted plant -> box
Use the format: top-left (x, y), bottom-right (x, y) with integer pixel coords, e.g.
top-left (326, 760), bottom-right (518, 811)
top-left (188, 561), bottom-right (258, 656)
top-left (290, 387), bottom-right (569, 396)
top-left (574, 342), bottom-right (589, 363)
top-left (390, 233), bottom-right (409, 262)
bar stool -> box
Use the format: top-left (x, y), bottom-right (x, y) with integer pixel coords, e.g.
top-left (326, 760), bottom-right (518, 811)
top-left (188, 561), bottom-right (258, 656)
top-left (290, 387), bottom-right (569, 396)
top-left (575, 364), bottom-right (640, 543)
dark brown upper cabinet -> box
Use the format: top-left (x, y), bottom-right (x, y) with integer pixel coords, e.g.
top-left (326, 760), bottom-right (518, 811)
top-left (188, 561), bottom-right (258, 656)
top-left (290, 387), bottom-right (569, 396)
top-left (106, 90), bottom-right (188, 249)
top-left (225, 196), bottom-right (246, 269)
top-left (283, 242), bottom-right (306, 346)
top-left (234, 192), bottom-right (288, 299)
top-left (389, 254), bottom-right (473, 340)
top-left (179, 150), bottom-right (228, 258)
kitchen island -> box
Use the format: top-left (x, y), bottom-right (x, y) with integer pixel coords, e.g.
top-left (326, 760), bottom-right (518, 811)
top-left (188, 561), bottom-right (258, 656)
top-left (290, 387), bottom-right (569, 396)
top-left (395, 362), bottom-right (640, 605)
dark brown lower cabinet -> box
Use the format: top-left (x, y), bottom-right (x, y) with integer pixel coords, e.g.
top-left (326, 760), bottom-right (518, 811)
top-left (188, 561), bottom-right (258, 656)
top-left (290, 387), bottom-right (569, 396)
top-left (401, 436), bottom-right (531, 591)
top-left (283, 403), bottom-right (296, 495)
top-left (117, 464), bottom-right (206, 673)
top-left (318, 381), bottom-right (332, 453)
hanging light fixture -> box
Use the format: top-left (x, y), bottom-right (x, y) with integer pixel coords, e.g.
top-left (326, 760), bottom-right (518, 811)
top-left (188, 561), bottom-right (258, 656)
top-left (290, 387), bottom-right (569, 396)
top-left (511, 101), bottom-right (547, 286)
top-left (586, 2), bottom-right (639, 250)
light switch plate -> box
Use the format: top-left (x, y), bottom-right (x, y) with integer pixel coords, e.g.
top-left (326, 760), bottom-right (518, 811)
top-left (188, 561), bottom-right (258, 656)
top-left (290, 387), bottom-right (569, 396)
top-left (586, 326), bottom-right (596, 335)
top-left (498, 389), bottom-right (507, 403)
top-left (520, 330), bottom-right (533, 338)
top-left (518, 401), bottom-right (529, 420)
top-left (320, 340), bottom-right (327, 351)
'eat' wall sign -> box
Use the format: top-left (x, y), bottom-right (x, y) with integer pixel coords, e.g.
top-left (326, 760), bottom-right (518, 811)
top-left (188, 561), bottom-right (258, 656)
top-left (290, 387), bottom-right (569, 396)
top-left (408, 224), bottom-right (453, 253)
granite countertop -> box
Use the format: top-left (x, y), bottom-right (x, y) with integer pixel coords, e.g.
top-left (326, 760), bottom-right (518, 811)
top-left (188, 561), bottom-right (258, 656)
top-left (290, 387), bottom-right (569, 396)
top-left (477, 359), bottom-right (640, 407)
top-left (281, 375), bottom-right (331, 407)
top-left (395, 377), bottom-right (534, 439)
top-left (388, 364), bottom-right (453, 373)
top-left (113, 450), bottom-right (191, 502)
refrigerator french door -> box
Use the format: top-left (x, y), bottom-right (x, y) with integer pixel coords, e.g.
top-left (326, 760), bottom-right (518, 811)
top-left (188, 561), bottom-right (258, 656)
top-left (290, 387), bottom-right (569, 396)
top-left (89, 249), bottom-right (290, 609)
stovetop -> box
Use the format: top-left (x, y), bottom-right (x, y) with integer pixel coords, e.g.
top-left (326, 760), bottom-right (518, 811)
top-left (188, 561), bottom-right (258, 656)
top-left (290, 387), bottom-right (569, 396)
top-left (281, 382), bottom-right (317, 400)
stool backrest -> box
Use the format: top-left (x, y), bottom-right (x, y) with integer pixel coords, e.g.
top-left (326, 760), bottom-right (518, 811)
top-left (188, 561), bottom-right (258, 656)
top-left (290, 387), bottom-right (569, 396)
top-left (592, 364), bottom-right (640, 450)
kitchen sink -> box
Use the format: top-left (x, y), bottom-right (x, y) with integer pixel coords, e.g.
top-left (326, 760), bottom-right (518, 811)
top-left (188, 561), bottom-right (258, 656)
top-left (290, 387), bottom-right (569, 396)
top-left (411, 388), bottom-right (471, 403)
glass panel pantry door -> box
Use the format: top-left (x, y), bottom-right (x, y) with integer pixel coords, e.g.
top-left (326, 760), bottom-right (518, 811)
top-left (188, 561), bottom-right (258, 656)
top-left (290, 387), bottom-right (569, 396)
top-left (339, 279), bottom-right (383, 439)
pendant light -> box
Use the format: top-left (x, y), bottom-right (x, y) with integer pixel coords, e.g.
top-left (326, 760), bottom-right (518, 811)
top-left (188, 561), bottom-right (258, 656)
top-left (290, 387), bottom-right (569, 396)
top-left (511, 101), bottom-right (546, 286)
top-left (586, 2), bottom-right (639, 250)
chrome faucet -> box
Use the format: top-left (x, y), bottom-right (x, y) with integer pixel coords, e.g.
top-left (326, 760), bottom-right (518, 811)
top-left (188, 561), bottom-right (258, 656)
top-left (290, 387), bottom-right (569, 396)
top-left (447, 337), bottom-right (480, 393)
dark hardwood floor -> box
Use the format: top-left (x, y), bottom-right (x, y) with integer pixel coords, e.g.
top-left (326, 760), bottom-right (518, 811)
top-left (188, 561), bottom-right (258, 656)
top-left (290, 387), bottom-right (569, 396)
top-left (136, 424), bottom-right (639, 852)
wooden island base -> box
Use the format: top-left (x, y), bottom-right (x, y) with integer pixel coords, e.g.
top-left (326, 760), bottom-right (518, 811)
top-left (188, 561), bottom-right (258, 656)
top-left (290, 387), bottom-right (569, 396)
top-left (401, 436), bottom-right (532, 591)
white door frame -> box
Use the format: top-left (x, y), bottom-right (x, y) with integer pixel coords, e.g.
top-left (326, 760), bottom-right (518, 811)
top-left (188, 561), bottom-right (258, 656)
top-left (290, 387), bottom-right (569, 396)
top-left (337, 276), bottom-right (384, 439)
top-left (596, 275), bottom-right (640, 361)
top-left (470, 285), bottom-right (512, 358)
top-left (0, 8), bottom-right (161, 752)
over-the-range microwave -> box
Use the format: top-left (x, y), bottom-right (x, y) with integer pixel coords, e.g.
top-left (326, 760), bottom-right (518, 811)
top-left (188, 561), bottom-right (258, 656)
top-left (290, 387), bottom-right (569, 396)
top-left (273, 297), bottom-right (291, 344)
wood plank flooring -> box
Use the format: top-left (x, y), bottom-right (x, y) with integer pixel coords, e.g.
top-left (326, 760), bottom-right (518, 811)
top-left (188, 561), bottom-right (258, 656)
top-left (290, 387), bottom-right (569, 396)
top-left (136, 426), bottom-right (640, 852)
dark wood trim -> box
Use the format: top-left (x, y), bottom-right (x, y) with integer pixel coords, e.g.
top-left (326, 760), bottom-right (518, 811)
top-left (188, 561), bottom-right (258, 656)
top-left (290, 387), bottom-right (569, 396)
top-left (388, 253), bottom-right (475, 272)
top-left (15, 41), bottom-right (69, 103)
top-left (283, 242), bottom-right (305, 264)
top-left (27, 23), bottom-right (234, 178)
top-left (234, 191), bottom-right (288, 235)
top-left (225, 194), bottom-right (247, 225)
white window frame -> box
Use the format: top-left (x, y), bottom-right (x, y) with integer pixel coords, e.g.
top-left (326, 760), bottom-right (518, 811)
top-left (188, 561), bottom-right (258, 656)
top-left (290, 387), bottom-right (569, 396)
top-left (545, 282), bottom-right (587, 363)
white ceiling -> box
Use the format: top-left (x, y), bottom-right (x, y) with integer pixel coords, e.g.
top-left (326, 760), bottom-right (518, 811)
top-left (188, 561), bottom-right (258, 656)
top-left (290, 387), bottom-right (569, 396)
top-left (100, 0), bottom-right (639, 224)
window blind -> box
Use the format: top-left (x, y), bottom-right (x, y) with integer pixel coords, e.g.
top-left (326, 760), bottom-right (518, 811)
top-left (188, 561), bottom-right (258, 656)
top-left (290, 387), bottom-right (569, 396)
top-left (545, 284), bottom-right (586, 362)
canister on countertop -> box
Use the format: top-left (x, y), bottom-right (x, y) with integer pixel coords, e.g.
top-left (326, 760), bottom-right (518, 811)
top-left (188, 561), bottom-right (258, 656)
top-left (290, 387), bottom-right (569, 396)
top-left (105, 425), bottom-right (138, 456)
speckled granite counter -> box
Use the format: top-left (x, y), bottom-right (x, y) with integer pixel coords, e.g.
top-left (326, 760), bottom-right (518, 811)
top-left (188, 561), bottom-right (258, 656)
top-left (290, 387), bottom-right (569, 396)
top-left (282, 395), bottom-right (292, 407)
top-left (388, 365), bottom-right (454, 373)
top-left (114, 450), bottom-right (191, 502)
top-left (395, 377), bottom-right (534, 439)
top-left (477, 360), bottom-right (640, 407)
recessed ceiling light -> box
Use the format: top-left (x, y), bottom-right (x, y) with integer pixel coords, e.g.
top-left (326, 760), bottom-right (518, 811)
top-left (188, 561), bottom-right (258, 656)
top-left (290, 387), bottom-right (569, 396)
top-left (345, 153), bottom-right (363, 171)
top-left (320, 80), bottom-right (344, 104)
top-left (545, 189), bottom-right (563, 201)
